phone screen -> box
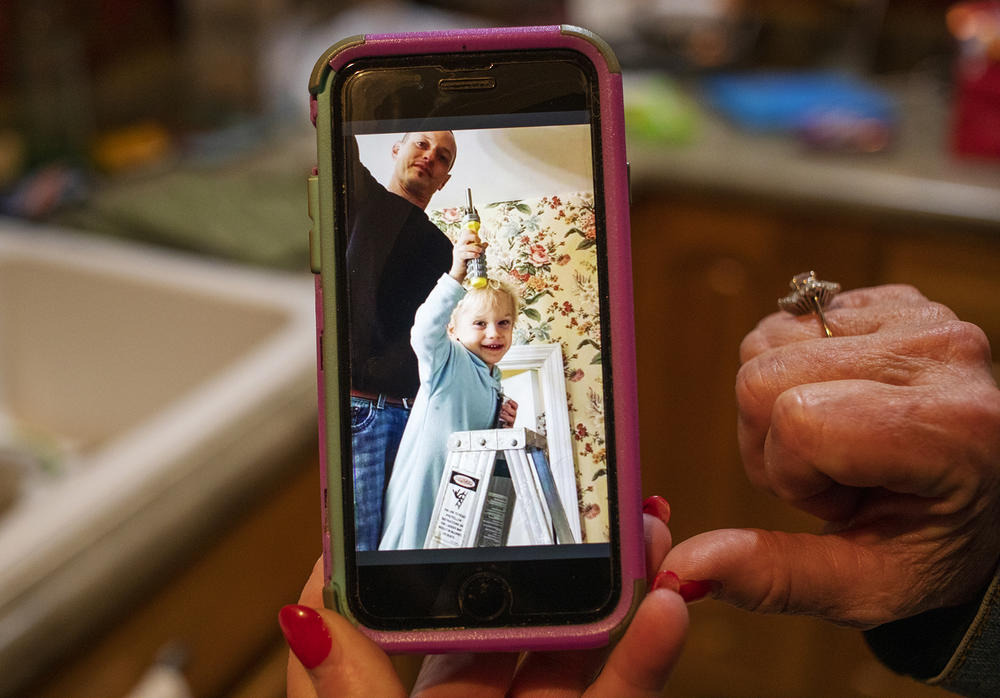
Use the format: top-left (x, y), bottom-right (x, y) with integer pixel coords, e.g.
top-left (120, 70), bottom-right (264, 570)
top-left (330, 50), bottom-right (619, 628)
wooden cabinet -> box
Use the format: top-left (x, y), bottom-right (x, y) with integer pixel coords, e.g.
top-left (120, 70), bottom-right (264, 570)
top-left (26, 444), bottom-right (321, 698)
top-left (631, 188), bottom-right (999, 697)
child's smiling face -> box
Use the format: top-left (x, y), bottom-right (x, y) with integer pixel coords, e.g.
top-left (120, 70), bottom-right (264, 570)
top-left (449, 295), bottom-right (515, 369)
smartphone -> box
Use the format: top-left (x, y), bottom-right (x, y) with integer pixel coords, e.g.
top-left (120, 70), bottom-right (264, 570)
top-left (307, 25), bottom-right (644, 652)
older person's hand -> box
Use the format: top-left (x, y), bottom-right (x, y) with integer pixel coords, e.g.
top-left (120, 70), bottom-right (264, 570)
top-left (284, 502), bottom-right (688, 697)
top-left (664, 284), bottom-right (1000, 628)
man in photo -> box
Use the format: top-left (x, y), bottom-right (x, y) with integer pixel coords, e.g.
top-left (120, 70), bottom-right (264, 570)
top-left (347, 131), bottom-right (457, 551)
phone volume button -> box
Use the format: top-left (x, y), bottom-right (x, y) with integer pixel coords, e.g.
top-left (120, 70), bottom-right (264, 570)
top-left (317, 331), bottom-right (323, 373)
top-left (307, 174), bottom-right (322, 273)
top-left (626, 161), bottom-right (632, 207)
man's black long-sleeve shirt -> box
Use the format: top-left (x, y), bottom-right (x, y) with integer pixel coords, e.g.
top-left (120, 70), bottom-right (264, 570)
top-left (346, 139), bottom-right (452, 398)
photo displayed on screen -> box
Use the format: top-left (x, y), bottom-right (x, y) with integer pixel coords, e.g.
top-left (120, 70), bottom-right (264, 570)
top-left (344, 121), bottom-right (610, 555)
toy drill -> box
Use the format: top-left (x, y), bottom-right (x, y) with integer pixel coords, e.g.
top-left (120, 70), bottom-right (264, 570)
top-left (463, 188), bottom-right (488, 289)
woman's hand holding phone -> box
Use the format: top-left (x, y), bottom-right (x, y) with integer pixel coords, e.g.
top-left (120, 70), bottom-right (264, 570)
top-left (284, 506), bottom-right (688, 698)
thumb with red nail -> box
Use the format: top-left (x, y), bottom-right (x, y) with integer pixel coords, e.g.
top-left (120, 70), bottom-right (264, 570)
top-left (282, 560), bottom-right (405, 698)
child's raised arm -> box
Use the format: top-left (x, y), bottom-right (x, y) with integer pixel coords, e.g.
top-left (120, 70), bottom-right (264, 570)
top-left (449, 228), bottom-right (486, 283)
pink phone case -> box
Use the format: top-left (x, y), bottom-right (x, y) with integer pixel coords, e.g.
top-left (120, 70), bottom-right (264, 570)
top-left (307, 25), bottom-right (644, 653)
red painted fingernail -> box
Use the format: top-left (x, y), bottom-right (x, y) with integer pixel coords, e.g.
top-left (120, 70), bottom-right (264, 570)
top-left (279, 604), bottom-right (333, 669)
top-left (678, 580), bottom-right (715, 603)
top-left (642, 495), bottom-right (671, 526)
top-left (652, 570), bottom-right (681, 593)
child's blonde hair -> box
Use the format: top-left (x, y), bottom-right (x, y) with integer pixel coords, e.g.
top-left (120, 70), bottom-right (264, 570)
top-left (449, 280), bottom-right (520, 328)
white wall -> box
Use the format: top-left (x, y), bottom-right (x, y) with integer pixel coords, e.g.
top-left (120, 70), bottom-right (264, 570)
top-left (357, 124), bottom-right (594, 209)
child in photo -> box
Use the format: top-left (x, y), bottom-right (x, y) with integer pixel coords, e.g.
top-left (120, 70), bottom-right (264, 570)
top-left (379, 229), bottom-right (519, 551)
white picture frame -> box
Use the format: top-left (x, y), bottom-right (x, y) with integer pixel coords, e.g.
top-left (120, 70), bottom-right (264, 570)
top-left (498, 343), bottom-right (582, 543)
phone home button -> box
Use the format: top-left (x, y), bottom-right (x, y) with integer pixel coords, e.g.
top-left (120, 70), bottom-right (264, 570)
top-left (459, 572), bottom-right (511, 621)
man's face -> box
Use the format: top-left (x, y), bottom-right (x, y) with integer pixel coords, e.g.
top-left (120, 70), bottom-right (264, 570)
top-left (449, 296), bottom-right (514, 369)
top-left (390, 131), bottom-right (456, 201)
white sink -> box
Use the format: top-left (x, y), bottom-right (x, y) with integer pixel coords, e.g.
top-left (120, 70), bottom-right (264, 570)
top-left (0, 218), bottom-right (316, 692)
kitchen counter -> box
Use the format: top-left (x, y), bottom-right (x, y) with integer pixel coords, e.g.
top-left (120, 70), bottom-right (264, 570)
top-left (627, 75), bottom-right (1000, 229)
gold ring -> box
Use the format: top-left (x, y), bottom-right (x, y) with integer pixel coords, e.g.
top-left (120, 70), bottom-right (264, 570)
top-left (778, 271), bottom-right (841, 337)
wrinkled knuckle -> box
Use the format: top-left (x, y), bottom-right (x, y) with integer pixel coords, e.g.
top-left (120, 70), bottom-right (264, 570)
top-left (745, 530), bottom-right (795, 614)
top-left (979, 384), bottom-right (1000, 429)
top-left (940, 319), bottom-right (992, 367)
top-left (770, 387), bottom-right (816, 460)
top-left (735, 359), bottom-right (774, 426)
top-left (739, 327), bottom-right (768, 364)
top-left (904, 319), bottom-right (991, 370)
top-left (734, 360), bottom-right (758, 406)
top-left (963, 383), bottom-right (1000, 460)
top-left (923, 300), bottom-right (960, 323)
top-left (883, 283), bottom-right (928, 304)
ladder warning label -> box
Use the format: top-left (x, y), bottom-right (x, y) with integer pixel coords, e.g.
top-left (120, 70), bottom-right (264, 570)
top-left (435, 471), bottom-right (480, 547)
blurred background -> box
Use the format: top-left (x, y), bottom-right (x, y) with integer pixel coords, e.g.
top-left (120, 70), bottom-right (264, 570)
top-left (0, 0), bottom-right (998, 696)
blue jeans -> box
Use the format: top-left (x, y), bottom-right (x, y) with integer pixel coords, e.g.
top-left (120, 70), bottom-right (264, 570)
top-left (351, 396), bottom-right (410, 551)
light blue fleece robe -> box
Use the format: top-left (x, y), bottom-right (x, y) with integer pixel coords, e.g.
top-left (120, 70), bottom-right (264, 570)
top-left (379, 274), bottom-right (502, 551)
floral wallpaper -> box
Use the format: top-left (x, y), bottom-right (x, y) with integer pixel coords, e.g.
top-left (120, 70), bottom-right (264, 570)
top-left (429, 192), bottom-right (609, 543)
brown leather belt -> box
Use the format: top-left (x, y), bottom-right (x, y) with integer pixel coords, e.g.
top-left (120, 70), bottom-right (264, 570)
top-left (350, 390), bottom-right (414, 409)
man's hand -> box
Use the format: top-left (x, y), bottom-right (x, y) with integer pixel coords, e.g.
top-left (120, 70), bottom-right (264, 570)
top-left (663, 284), bottom-right (1000, 628)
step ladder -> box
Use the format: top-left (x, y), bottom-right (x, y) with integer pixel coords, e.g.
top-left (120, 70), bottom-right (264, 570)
top-left (424, 427), bottom-right (577, 549)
